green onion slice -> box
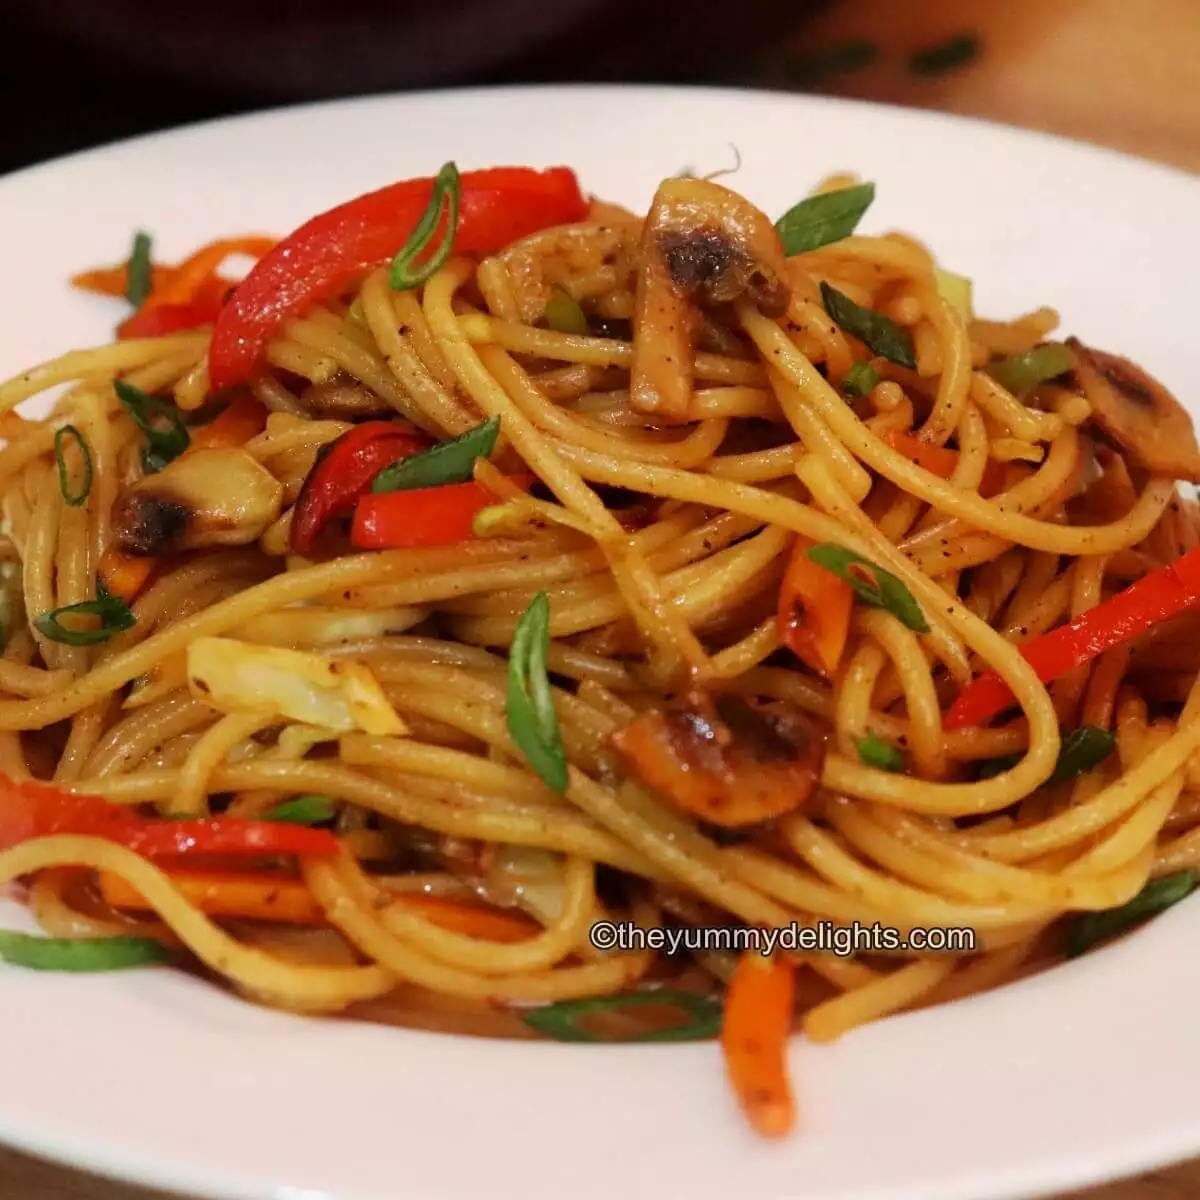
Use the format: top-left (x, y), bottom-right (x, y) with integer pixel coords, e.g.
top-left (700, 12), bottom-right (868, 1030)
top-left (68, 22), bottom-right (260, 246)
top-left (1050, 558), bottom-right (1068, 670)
top-left (54, 424), bottom-right (93, 507)
top-left (1064, 870), bottom-right (1197, 959)
top-left (775, 182), bottom-right (875, 256)
top-left (1047, 725), bottom-right (1116, 786)
top-left (389, 162), bottom-right (462, 291)
top-left (371, 416), bottom-right (500, 494)
top-left (507, 591), bottom-right (568, 794)
top-left (125, 230), bottom-right (153, 308)
top-left (0, 930), bottom-right (170, 972)
top-left (842, 361), bottom-right (879, 398)
top-left (264, 794), bottom-right (338, 825)
top-left (806, 544), bottom-right (929, 632)
top-left (855, 732), bottom-right (904, 773)
top-left (35, 592), bottom-right (136, 646)
top-left (114, 379), bottom-right (190, 474)
top-left (909, 33), bottom-right (980, 77)
top-left (543, 285), bottom-right (589, 335)
top-left (522, 989), bottom-right (723, 1042)
top-left (985, 343), bottom-right (1076, 396)
top-left (820, 282), bottom-right (916, 368)
top-left (977, 725), bottom-right (1116, 784)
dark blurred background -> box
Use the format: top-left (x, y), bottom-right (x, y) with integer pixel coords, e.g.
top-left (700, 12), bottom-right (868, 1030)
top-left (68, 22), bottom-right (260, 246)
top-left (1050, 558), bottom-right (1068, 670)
top-left (3, 0), bottom-right (1196, 177)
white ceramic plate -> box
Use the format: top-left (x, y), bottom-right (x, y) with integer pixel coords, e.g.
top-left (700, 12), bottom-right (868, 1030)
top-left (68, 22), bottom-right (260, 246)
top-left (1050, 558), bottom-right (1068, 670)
top-left (0, 85), bottom-right (1197, 1200)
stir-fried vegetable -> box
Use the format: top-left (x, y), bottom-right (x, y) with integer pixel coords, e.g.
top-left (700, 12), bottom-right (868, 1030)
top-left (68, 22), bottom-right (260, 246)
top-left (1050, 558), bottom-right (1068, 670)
top-left (0, 775), bottom-right (340, 858)
top-left (351, 476), bottom-right (532, 550)
top-left (124, 230), bottom-right (154, 308)
top-left (54, 424), bottom-right (93, 507)
top-left (370, 416), bottom-right (500, 494)
top-left (722, 951), bottom-right (796, 1137)
top-left (946, 545), bottom-right (1200, 728)
top-left (806, 544), bottom-right (929, 633)
top-left (388, 162), bottom-right (461, 290)
top-left (631, 176), bottom-right (789, 419)
top-left (0, 930), bottom-right (169, 972)
top-left (820, 283), bottom-right (916, 368)
top-left (290, 421), bottom-right (429, 554)
top-left (507, 591), bottom-right (569, 794)
top-left (1064, 870), bottom-right (1197, 958)
top-left (882, 429), bottom-right (1004, 496)
top-left (208, 166), bottom-right (587, 390)
top-left (97, 547), bottom-right (157, 604)
top-left (1047, 726), bottom-right (1116, 784)
top-left (777, 535), bottom-right (853, 677)
top-left (543, 285), bottom-right (589, 335)
top-left (113, 447), bottom-right (283, 555)
top-left (986, 343), bottom-right (1075, 395)
top-left (855, 732), bottom-right (904, 772)
top-left (187, 637), bottom-right (407, 735)
top-left (841, 361), bottom-right (879, 398)
top-left (114, 380), bottom-right (190, 473)
top-left (100, 868), bottom-right (541, 940)
top-left (524, 990), bottom-right (723, 1042)
top-left (611, 694), bottom-right (826, 827)
top-left (774, 182), bottom-right (875, 256)
top-left (188, 394), bottom-right (268, 450)
top-left (934, 268), bottom-right (973, 320)
top-left (35, 588), bottom-right (136, 646)
top-left (264, 795), bottom-right (338, 825)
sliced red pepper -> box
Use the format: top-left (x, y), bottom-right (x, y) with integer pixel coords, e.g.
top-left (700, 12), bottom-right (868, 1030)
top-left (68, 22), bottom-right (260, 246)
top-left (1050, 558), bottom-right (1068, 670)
top-left (291, 421), bottom-right (429, 554)
top-left (351, 476), bottom-right (533, 550)
top-left (0, 776), bottom-right (339, 858)
top-left (208, 166), bottom-right (588, 391)
top-left (946, 545), bottom-right (1200, 728)
top-left (117, 291), bottom-right (223, 339)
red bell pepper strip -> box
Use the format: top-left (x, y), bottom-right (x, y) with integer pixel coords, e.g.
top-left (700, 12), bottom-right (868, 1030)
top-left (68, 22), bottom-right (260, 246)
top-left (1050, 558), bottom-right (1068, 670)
top-left (290, 421), bottom-right (430, 554)
top-left (0, 776), bottom-right (340, 858)
top-left (351, 476), bottom-right (533, 550)
top-left (946, 545), bottom-right (1200, 728)
top-left (208, 166), bottom-right (588, 391)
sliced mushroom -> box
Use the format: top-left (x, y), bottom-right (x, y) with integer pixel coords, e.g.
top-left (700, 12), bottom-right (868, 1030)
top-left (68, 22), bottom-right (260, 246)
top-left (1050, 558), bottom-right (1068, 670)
top-left (113, 448), bottom-right (284, 555)
top-left (299, 380), bottom-right (394, 419)
top-left (1067, 338), bottom-right (1200, 482)
top-left (610, 692), bottom-right (826, 827)
top-left (631, 177), bottom-right (790, 421)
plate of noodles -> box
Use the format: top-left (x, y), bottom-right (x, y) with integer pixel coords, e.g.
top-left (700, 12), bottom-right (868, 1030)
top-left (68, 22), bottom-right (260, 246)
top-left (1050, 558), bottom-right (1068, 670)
top-left (0, 83), bottom-right (1197, 1200)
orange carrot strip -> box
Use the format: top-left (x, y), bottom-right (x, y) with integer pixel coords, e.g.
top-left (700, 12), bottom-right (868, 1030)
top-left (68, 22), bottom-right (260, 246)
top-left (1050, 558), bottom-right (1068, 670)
top-left (152, 236), bottom-right (276, 307)
top-left (777, 535), bottom-right (853, 677)
top-left (71, 263), bottom-right (173, 299)
top-left (721, 950), bottom-right (797, 1138)
top-left (189, 395), bottom-right (269, 450)
top-left (883, 429), bottom-right (1004, 497)
top-left (97, 546), bottom-right (157, 604)
top-left (391, 893), bottom-right (539, 943)
top-left (99, 868), bottom-right (540, 942)
top-left (99, 869), bottom-right (323, 926)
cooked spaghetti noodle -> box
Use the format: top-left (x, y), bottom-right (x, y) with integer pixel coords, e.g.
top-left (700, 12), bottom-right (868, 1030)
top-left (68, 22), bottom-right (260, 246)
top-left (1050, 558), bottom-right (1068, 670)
top-left (1, 162), bottom-right (1199, 1137)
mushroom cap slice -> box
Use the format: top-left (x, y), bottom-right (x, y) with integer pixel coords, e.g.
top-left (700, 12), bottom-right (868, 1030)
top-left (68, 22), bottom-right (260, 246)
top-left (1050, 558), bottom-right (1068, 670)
top-left (1067, 337), bottom-right (1200, 482)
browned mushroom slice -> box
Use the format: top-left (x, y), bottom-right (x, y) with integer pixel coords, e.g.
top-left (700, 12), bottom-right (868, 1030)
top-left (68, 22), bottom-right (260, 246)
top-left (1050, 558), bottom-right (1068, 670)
top-left (630, 177), bottom-right (790, 421)
top-left (1067, 338), bottom-right (1200, 482)
top-left (300, 380), bottom-right (393, 419)
top-left (610, 692), bottom-right (826, 827)
top-left (113, 448), bottom-right (283, 555)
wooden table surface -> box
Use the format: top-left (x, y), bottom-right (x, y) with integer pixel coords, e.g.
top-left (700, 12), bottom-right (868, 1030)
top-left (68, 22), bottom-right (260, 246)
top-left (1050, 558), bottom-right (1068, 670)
top-left (3, 0), bottom-right (1197, 1195)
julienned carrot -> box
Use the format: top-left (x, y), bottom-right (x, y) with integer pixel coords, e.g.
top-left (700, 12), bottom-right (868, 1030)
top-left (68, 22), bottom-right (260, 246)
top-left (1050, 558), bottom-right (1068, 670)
top-left (721, 951), bottom-right (797, 1138)
top-left (188, 394), bottom-right (269, 450)
top-left (99, 870), bottom-right (324, 926)
top-left (98, 868), bottom-right (540, 942)
top-left (883, 429), bottom-right (1004, 497)
top-left (777, 536), bottom-right (853, 677)
top-left (97, 546), bottom-right (157, 603)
